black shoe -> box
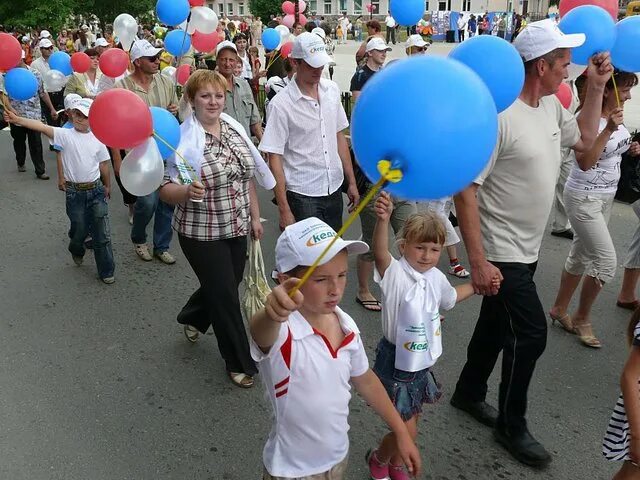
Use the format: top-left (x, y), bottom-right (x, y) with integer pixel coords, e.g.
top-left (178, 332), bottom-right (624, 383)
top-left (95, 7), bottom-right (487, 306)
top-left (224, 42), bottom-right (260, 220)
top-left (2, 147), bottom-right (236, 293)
top-left (494, 427), bottom-right (551, 468)
top-left (18, 165), bottom-right (26, 172)
top-left (450, 392), bottom-right (498, 427)
top-left (551, 229), bottom-right (574, 240)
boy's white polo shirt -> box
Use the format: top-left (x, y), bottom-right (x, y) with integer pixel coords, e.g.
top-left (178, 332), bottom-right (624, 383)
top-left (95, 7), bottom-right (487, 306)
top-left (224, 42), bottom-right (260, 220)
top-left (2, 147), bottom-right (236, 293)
top-left (250, 307), bottom-right (369, 478)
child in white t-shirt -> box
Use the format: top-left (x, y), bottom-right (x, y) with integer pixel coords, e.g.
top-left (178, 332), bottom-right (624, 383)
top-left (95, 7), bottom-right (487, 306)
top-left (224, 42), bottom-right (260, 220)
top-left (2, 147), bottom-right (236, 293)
top-left (4, 98), bottom-right (115, 284)
top-left (250, 217), bottom-right (421, 480)
top-left (367, 192), bottom-right (493, 480)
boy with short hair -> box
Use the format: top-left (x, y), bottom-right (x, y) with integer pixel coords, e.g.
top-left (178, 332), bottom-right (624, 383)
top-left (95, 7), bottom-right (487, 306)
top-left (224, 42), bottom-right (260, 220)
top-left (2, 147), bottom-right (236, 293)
top-left (4, 98), bottom-right (115, 284)
top-left (250, 217), bottom-right (421, 480)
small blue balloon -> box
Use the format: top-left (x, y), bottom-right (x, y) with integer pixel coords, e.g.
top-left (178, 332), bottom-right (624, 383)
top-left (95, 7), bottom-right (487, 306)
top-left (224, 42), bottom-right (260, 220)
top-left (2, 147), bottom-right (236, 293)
top-left (449, 36), bottom-right (524, 113)
top-left (559, 5), bottom-right (616, 65)
top-left (164, 29), bottom-right (191, 57)
top-left (262, 28), bottom-right (280, 51)
top-left (390, 0), bottom-right (424, 26)
top-left (351, 56), bottom-right (498, 200)
top-left (150, 107), bottom-right (181, 160)
top-left (156, 0), bottom-right (190, 27)
top-left (5, 68), bottom-right (39, 101)
top-left (611, 16), bottom-right (640, 73)
top-left (49, 51), bottom-right (72, 75)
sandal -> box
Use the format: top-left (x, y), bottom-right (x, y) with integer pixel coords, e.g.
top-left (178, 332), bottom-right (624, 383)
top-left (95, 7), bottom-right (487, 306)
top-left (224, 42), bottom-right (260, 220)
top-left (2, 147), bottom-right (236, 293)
top-left (572, 323), bottom-right (602, 349)
top-left (356, 297), bottom-right (382, 312)
top-left (549, 311), bottom-right (574, 334)
top-left (229, 372), bottom-right (254, 389)
top-left (616, 300), bottom-right (640, 311)
top-left (183, 325), bottom-right (200, 343)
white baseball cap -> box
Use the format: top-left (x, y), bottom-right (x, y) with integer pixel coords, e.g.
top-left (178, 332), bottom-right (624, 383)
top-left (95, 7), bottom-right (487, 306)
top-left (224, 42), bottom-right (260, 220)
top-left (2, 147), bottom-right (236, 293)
top-left (513, 18), bottom-right (585, 62)
top-left (38, 38), bottom-right (53, 49)
top-left (274, 217), bottom-right (369, 276)
top-left (64, 93), bottom-right (82, 110)
top-left (95, 38), bottom-right (109, 47)
top-left (406, 34), bottom-right (428, 49)
top-left (71, 97), bottom-right (93, 116)
top-left (366, 37), bottom-right (392, 53)
top-left (21, 35), bottom-right (30, 43)
top-left (311, 27), bottom-right (326, 39)
top-left (39, 30), bottom-right (51, 39)
top-left (130, 39), bottom-right (162, 62)
top-left (291, 32), bottom-right (332, 68)
top-left (216, 40), bottom-right (237, 56)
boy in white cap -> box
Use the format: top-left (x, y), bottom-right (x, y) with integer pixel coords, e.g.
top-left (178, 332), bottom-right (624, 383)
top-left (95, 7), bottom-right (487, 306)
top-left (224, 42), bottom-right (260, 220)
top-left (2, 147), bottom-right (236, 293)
top-left (405, 34), bottom-right (429, 56)
top-left (4, 98), bottom-right (115, 284)
top-left (450, 18), bottom-right (613, 466)
top-left (250, 217), bottom-right (421, 480)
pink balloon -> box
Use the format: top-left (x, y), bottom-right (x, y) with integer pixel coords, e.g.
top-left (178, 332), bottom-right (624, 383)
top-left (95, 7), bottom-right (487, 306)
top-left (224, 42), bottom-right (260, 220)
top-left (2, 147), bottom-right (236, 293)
top-left (0, 33), bottom-right (22, 71)
top-left (299, 0), bottom-right (307, 12)
top-left (282, 1), bottom-right (295, 14)
top-left (192, 30), bottom-right (221, 53)
top-left (176, 64), bottom-right (191, 86)
top-left (555, 82), bottom-right (573, 109)
top-left (282, 14), bottom-right (295, 28)
top-left (559, 0), bottom-right (617, 21)
top-left (366, 3), bottom-right (373, 11)
top-left (299, 13), bottom-right (307, 26)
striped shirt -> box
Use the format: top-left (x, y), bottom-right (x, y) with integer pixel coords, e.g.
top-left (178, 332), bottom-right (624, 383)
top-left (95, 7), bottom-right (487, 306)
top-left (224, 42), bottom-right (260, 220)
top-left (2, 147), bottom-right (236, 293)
top-left (259, 77), bottom-right (349, 197)
top-left (164, 119), bottom-right (256, 241)
top-left (114, 72), bottom-right (178, 109)
top-left (602, 322), bottom-right (640, 461)
top-left (5, 68), bottom-right (44, 120)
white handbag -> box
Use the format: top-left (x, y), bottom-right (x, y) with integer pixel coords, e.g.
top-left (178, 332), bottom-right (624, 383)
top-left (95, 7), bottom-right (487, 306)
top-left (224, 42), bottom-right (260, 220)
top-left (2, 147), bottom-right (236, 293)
top-left (242, 239), bottom-right (272, 321)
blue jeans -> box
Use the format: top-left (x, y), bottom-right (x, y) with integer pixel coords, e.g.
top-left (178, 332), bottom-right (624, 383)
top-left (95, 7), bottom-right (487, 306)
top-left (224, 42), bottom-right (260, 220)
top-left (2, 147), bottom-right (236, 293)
top-left (65, 182), bottom-right (115, 279)
top-left (130, 190), bottom-right (174, 254)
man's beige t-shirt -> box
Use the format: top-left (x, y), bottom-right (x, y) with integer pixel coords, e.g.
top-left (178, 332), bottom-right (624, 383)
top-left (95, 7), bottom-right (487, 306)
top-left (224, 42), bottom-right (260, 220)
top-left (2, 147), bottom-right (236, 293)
top-left (115, 73), bottom-right (178, 109)
top-left (475, 96), bottom-right (581, 264)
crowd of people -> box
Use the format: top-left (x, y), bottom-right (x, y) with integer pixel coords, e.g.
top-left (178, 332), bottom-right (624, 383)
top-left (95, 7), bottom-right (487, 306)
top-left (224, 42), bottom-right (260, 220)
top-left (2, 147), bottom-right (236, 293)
top-left (2, 10), bottom-right (640, 480)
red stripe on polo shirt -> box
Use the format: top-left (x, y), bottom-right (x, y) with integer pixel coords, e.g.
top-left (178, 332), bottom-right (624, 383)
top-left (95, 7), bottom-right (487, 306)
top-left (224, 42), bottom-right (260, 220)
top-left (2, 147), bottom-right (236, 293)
top-left (274, 376), bottom-right (290, 389)
top-left (312, 329), bottom-right (356, 359)
top-left (280, 327), bottom-right (292, 369)
top-left (275, 388), bottom-right (288, 398)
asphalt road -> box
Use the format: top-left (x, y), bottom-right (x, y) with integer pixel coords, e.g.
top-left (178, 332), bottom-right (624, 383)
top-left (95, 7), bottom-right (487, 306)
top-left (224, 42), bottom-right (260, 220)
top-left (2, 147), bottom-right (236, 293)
top-left (1, 40), bottom-right (639, 480)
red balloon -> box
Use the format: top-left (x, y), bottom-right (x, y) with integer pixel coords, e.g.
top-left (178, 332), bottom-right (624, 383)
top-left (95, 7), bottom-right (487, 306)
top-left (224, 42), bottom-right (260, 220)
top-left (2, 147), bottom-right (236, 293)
top-left (99, 48), bottom-right (130, 78)
top-left (282, 1), bottom-right (295, 14)
top-left (0, 33), bottom-right (23, 71)
top-left (555, 82), bottom-right (573, 109)
top-left (559, 0), bottom-right (617, 21)
top-left (89, 89), bottom-right (153, 149)
top-left (280, 41), bottom-right (293, 59)
top-left (192, 30), bottom-right (221, 53)
top-left (176, 64), bottom-right (191, 86)
top-left (71, 52), bottom-right (91, 73)
top-left (189, 0), bottom-right (205, 5)
top-left (299, 14), bottom-right (308, 26)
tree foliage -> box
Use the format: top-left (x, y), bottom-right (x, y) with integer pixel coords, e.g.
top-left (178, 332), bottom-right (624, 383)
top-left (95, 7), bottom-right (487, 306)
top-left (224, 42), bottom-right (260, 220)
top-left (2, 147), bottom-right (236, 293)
top-left (249, 0), bottom-right (283, 23)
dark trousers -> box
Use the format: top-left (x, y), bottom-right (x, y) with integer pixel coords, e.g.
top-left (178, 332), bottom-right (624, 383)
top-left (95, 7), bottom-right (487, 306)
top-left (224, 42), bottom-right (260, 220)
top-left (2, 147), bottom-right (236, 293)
top-left (110, 149), bottom-right (137, 205)
top-left (458, 28), bottom-right (465, 41)
top-left (286, 189), bottom-right (343, 232)
top-left (42, 90), bottom-right (64, 127)
top-left (386, 27), bottom-right (396, 44)
top-left (454, 262), bottom-right (547, 434)
top-left (9, 124), bottom-right (45, 175)
top-left (177, 234), bottom-right (257, 376)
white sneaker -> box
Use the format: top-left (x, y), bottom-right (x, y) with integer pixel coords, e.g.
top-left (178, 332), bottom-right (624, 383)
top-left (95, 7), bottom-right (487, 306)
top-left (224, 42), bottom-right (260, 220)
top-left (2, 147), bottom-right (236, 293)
top-left (155, 251), bottom-right (176, 265)
top-left (134, 244), bottom-right (153, 261)
top-left (449, 263), bottom-right (470, 278)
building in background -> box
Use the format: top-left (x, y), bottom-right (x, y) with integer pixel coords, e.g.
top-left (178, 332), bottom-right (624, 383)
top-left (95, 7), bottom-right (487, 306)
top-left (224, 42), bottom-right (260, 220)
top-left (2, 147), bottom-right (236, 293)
top-left (206, 1), bottom-right (251, 17)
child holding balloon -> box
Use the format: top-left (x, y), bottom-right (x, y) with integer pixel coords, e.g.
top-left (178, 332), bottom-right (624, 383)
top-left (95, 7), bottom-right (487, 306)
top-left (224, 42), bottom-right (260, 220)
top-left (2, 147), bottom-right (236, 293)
top-left (3, 98), bottom-right (116, 285)
top-left (367, 192), bottom-right (494, 480)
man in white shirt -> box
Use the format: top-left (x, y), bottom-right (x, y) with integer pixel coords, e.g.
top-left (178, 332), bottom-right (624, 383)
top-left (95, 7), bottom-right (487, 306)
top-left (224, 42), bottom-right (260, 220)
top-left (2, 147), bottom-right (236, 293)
top-left (338, 13), bottom-right (350, 44)
top-left (260, 32), bottom-right (360, 232)
top-left (31, 38), bottom-right (64, 129)
top-left (457, 14), bottom-right (467, 42)
top-left (384, 12), bottom-right (396, 45)
top-left (450, 19), bottom-right (612, 467)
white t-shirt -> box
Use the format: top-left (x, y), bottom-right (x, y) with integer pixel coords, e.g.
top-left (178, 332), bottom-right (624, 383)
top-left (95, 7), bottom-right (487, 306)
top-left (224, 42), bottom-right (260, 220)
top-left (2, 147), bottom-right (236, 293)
top-left (53, 127), bottom-right (110, 183)
top-left (457, 18), bottom-right (467, 29)
top-left (385, 15), bottom-right (396, 28)
top-left (475, 96), bottom-right (581, 263)
top-left (374, 257), bottom-right (457, 345)
top-left (238, 51), bottom-right (252, 80)
top-left (565, 118), bottom-right (632, 194)
top-left (250, 308), bottom-right (369, 478)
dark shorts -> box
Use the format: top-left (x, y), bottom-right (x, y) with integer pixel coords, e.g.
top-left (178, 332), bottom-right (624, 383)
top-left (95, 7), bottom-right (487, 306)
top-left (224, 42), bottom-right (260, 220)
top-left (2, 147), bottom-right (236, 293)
top-left (372, 337), bottom-right (442, 421)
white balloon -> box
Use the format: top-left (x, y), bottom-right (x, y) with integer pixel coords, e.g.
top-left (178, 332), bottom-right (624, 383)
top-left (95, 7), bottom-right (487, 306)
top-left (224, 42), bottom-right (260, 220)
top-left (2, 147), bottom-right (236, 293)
top-left (161, 66), bottom-right (177, 80)
top-left (120, 138), bottom-right (165, 197)
top-left (566, 62), bottom-right (587, 82)
top-left (190, 7), bottom-right (219, 35)
top-left (275, 24), bottom-right (290, 40)
top-left (44, 70), bottom-right (68, 91)
top-left (114, 13), bottom-right (138, 51)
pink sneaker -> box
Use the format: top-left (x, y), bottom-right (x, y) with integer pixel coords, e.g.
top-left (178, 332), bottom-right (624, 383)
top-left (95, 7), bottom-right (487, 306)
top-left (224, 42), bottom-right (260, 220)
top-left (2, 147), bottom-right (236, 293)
top-left (389, 464), bottom-right (411, 480)
top-left (366, 449), bottom-right (389, 480)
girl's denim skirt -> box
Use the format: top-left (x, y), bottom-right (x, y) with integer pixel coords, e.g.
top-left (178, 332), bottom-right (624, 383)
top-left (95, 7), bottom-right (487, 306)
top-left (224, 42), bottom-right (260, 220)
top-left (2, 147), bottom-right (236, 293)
top-left (372, 337), bottom-right (442, 421)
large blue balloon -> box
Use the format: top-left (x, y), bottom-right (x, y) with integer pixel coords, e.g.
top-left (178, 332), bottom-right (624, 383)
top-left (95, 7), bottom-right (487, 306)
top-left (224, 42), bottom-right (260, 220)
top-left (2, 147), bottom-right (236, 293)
top-left (390, 0), bottom-right (424, 26)
top-left (150, 107), bottom-right (180, 159)
top-left (611, 16), bottom-right (640, 73)
top-left (351, 57), bottom-right (498, 200)
top-left (164, 29), bottom-right (192, 57)
top-left (156, 0), bottom-right (190, 27)
top-left (49, 51), bottom-right (72, 75)
top-left (449, 36), bottom-right (524, 113)
top-left (559, 5), bottom-right (616, 65)
top-left (4, 68), bottom-right (39, 101)
top-left (262, 28), bottom-right (280, 51)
